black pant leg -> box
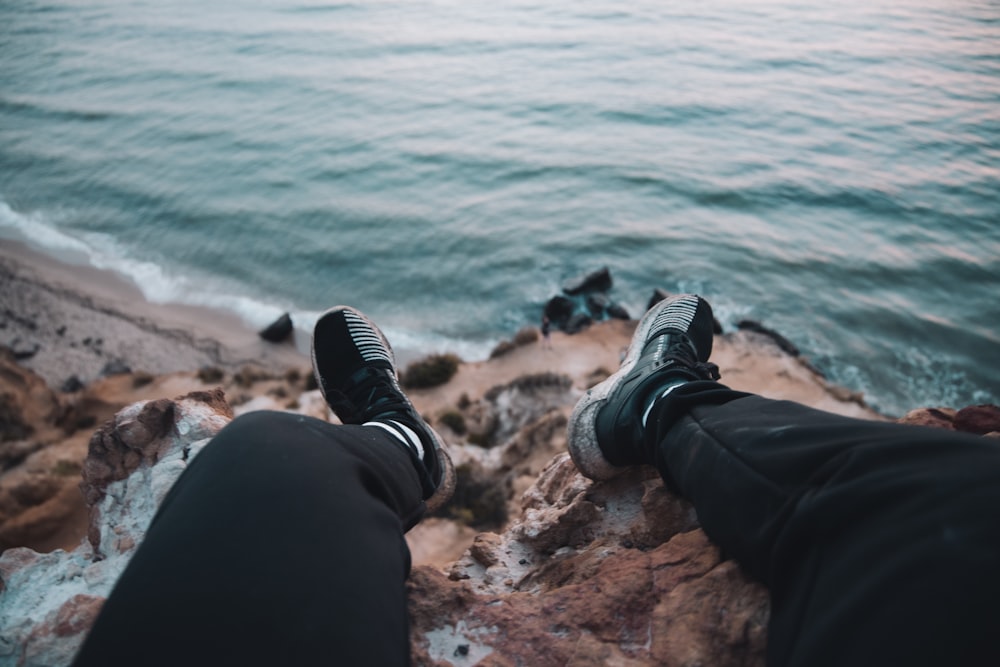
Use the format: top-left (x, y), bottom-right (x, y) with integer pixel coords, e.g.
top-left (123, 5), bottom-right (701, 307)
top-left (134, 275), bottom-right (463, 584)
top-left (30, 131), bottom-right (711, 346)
top-left (647, 384), bottom-right (1000, 667)
top-left (73, 410), bottom-right (425, 667)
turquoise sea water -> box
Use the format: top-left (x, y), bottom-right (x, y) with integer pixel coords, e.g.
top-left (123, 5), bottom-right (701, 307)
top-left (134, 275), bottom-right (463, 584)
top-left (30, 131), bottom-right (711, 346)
top-left (1, 0), bottom-right (998, 416)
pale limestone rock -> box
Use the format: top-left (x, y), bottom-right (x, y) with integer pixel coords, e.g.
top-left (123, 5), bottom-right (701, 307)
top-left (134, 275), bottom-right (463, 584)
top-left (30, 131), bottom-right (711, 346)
top-left (0, 391), bottom-right (232, 667)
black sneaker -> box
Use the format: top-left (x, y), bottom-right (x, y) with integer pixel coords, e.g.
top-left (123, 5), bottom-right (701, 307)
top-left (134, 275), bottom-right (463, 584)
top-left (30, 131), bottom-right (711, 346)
top-left (568, 294), bottom-right (721, 480)
top-left (311, 306), bottom-right (455, 512)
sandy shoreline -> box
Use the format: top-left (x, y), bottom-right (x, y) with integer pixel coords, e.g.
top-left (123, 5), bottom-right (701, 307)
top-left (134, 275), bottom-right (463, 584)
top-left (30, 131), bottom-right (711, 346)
top-left (0, 233), bottom-right (888, 562)
top-left (1, 235), bottom-right (884, 423)
top-left (1, 239), bottom-right (309, 388)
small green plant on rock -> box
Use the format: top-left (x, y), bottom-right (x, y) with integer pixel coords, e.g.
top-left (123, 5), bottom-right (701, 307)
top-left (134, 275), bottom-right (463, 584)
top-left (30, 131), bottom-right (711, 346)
top-left (438, 409), bottom-right (467, 435)
top-left (513, 326), bottom-right (539, 346)
top-left (197, 366), bottom-right (225, 384)
top-left (233, 365), bottom-right (277, 388)
top-left (52, 460), bottom-right (81, 477)
top-left (489, 339), bottom-right (516, 359)
top-left (401, 353), bottom-right (461, 389)
top-left (430, 462), bottom-right (508, 529)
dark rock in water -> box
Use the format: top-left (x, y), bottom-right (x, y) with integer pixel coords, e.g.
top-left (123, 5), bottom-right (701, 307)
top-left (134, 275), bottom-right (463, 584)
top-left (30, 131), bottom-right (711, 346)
top-left (607, 302), bottom-right (630, 320)
top-left (544, 296), bottom-right (575, 326)
top-left (562, 267), bottom-right (612, 296)
top-left (647, 287), bottom-right (672, 311)
top-left (737, 320), bottom-right (799, 357)
top-left (564, 312), bottom-right (593, 334)
top-left (61, 375), bottom-right (85, 393)
top-left (712, 317), bottom-right (724, 335)
top-left (259, 312), bottom-right (294, 343)
top-left (100, 359), bottom-right (132, 377)
top-left (585, 293), bottom-right (609, 317)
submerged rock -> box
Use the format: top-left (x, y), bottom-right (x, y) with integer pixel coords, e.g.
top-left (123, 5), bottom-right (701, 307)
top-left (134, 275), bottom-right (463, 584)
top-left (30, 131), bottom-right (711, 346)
top-left (543, 295), bottom-right (575, 327)
top-left (606, 301), bottom-right (631, 320)
top-left (562, 267), bottom-right (613, 296)
top-left (564, 312), bottom-right (593, 335)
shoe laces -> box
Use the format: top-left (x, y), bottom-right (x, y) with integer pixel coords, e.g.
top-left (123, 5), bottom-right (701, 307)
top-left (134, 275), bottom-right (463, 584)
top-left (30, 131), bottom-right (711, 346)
top-left (656, 332), bottom-right (721, 381)
top-left (346, 367), bottom-right (412, 423)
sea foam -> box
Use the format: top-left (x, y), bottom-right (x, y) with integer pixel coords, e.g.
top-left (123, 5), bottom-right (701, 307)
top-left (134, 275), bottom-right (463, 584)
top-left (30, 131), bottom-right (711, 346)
top-left (0, 198), bottom-right (286, 330)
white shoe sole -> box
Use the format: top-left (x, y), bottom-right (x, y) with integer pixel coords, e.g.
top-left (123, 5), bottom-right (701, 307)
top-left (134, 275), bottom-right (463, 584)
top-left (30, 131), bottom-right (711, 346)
top-left (567, 297), bottom-right (683, 480)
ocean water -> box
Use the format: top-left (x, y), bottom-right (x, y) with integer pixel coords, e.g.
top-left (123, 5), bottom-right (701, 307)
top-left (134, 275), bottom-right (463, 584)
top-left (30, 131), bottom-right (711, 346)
top-left (1, 0), bottom-right (998, 416)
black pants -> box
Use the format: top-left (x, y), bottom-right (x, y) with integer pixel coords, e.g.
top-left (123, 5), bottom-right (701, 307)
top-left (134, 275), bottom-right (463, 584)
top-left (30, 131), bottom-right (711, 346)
top-left (648, 382), bottom-right (1000, 667)
top-left (75, 390), bottom-right (1000, 666)
top-left (73, 411), bottom-right (424, 667)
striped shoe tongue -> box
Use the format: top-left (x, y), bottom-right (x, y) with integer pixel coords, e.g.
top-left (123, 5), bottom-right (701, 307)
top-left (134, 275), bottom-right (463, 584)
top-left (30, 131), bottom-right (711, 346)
top-left (648, 294), bottom-right (699, 339)
top-left (343, 310), bottom-right (393, 364)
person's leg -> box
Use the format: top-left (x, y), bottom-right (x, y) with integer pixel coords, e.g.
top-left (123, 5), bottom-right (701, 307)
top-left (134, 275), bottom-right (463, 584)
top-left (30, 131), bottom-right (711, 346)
top-left (74, 410), bottom-right (425, 667)
top-left (76, 305), bottom-right (456, 666)
top-left (569, 294), bottom-right (1000, 667)
top-left (311, 306), bottom-right (455, 512)
top-left (647, 385), bottom-right (1000, 667)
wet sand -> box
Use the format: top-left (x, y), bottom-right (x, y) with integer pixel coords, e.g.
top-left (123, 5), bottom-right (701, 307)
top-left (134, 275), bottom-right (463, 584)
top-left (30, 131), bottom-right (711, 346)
top-left (0, 239), bottom-right (309, 389)
top-left (1, 236), bottom-right (882, 422)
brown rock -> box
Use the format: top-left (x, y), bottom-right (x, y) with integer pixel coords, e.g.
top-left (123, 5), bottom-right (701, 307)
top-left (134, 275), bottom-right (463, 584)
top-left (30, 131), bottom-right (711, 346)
top-left (80, 389), bottom-right (232, 554)
top-left (53, 594), bottom-right (104, 637)
top-left (953, 405), bottom-right (1000, 436)
top-left (80, 398), bottom-right (174, 508)
top-left (0, 347), bottom-right (64, 446)
top-left (0, 388), bottom-right (238, 666)
top-left (9, 473), bottom-right (63, 508)
top-left (0, 439), bottom-right (46, 472)
top-left (411, 530), bottom-right (767, 666)
top-left (411, 456), bottom-right (768, 666)
top-left (0, 479), bottom-right (80, 551)
top-left (0, 391), bottom-right (33, 443)
top-left (896, 407), bottom-right (956, 430)
top-left (469, 533), bottom-right (503, 568)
